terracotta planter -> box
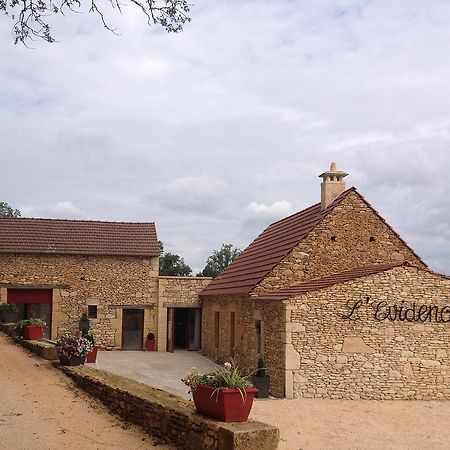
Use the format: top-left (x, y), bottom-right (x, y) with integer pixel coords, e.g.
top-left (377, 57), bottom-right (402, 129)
top-left (23, 325), bottom-right (44, 340)
top-left (59, 355), bottom-right (86, 366)
top-left (146, 339), bottom-right (156, 351)
top-left (192, 384), bottom-right (258, 422)
top-left (86, 346), bottom-right (98, 363)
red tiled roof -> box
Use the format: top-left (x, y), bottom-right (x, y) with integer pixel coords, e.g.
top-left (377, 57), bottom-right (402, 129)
top-left (0, 218), bottom-right (159, 257)
top-left (201, 189), bottom-right (355, 297)
top-left (200, 187), bottom-right (426, 297)
top-left (255, 262), bottom-right (406, 300)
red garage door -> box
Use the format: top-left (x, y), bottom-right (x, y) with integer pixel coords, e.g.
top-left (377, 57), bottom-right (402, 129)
top-left (8, 289), bottom-right (52, 304)
top-left (7, 289), bottom-right (53, 338)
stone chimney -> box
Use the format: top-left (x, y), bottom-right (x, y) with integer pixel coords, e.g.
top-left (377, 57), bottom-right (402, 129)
top-left (319, 162), bottom-right (348, 210)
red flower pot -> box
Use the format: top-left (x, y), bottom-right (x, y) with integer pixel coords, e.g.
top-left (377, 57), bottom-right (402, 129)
top-left (192, 384), bottom-right (258, 422)
top-left (24, 325), bottom-right (44, 340)
top-left (146, 339), bottom-right (156, 351)
top-left (86, 346), bottom-right (98, 363)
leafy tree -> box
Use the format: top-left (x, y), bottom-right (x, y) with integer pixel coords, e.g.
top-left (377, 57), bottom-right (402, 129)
top-left (159, 241), bottom-right (192, 276)
top-left (197, 243), bottom-right (241, 278)
top-left (0, 201), bottom-right (21, 218)
top-left (2, 0), bottom-right (191, 45)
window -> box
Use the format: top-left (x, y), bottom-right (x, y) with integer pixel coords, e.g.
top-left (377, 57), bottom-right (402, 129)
top-left (214, 312), bottom-right (220, 353)
top-left (255, 320), bottom-right (262, 353)
top-left (230, 312), bottom-right (236, 356)
top-left (87, 305), bottom-right (98, 319)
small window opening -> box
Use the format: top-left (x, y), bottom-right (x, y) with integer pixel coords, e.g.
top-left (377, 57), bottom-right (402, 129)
top-left (255, 320), bottom-right (262, 353)
top-left (87, 305), bottom-right (98, 319)
top-left (331, 236), bottom-right (336, 241)
top-left (369, 236), bottom-right (376, 242)
top-left (214, 312), bottom-right (220, 353)
top-left (230, 312), bottom-right (236, 356)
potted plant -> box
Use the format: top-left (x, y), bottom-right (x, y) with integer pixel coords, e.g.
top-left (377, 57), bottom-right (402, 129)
top-left (85, 334), bottom-right (99, 363)
top-left (146, 331), bottom-right (156, 351)
top-left (251, 356), bottom-right (270, 398)
top-left (56, 335), bottom-right (93, 366)
top-left (79, 313), bottom-right (90, 336)
top-left (182, 359), bottom-right (258, 422)
top-left (16, 318), bottom-right (46, 340)
top-left (0, 304), bottom-right (20, 323)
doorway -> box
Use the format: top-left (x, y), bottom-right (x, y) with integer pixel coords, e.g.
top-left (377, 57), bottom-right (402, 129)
top-left (167, 307), bottom-right (201, 352)
top-left (122, 309), bottom-right (144, 350)
top-left (7, 289), bottom-right (52, 339)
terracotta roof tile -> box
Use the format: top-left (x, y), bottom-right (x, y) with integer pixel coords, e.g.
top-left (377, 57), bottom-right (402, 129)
top-left (0, 218), bottom-right (159, 257)
top-left (201, 187), bottom-right (426, 297)
top-left (201, 189), bottom-right (354, 296)
top-left (255, 262), bottom-right (407, 300)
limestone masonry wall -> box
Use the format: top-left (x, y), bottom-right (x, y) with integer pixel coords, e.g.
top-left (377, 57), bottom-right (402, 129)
top-left (0, 254), bottom-right (159, 348)
top-left (59, 365), bottom-right (279, 450)
top-left (286, 266), bottom-right (450, 400)
top-left (157, 276), bottom-right (211, 351)
top-left (201, 296), bottom-right (285, 397)
top-left (255, 191), bottom-right (426, 294)
top-left (158, 277), bottom-right (211, 306)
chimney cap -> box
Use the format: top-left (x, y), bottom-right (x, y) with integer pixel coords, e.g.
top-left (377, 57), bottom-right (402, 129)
top-left (319, 162), bottom-right (348, 179)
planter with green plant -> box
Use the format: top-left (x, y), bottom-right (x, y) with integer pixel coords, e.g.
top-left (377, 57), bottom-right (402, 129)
top-left (15, 318), bottom-right (46, 340)
top-left (182, 359), bottom-right (257, 422)
top-left (85, 334), bottom-right (98, 363)
top-left (146, 331), bottom-right (156, 351)
top-left (251, 356), bottom-right (270, 398)
top-left (0, 304), bottom-right (20, 323)
top-left (56, 335), bottom-right (93, 366)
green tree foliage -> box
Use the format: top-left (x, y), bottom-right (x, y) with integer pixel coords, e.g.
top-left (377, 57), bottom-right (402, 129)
top-left (0, 201), bottom-right (21, 218)
top-left (197, 243), bottom-right (241, 278)
top-left (158, 241), bottom-right (192, 276)
top-left (2, 0), bottom-right (191, 45)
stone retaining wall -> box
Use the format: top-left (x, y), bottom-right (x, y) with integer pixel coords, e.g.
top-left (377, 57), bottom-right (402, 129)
top-left (59, 365), bottom-right (279, 450)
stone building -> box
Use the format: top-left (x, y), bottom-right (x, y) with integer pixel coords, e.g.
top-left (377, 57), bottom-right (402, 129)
top-left (0, 218), bottom-right (210, 350)
top-left (200, 163), bottom-right (450, 400)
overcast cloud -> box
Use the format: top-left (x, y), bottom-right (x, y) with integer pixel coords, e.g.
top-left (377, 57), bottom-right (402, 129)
top-left (1, 0), bottom-right (449, 274)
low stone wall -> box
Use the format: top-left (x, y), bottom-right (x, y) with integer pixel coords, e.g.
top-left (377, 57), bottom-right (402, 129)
top-left (59, 365), bottom-right (279, 450)
top-left (0, 323), bottom-right (58, 360)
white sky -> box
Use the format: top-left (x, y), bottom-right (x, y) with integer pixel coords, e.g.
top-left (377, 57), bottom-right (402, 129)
top-left (1, 0), bottom-right (449, 274)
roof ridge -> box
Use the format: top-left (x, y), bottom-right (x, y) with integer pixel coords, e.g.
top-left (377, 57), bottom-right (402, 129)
top-left (0, 217), bottom-right (155, 225)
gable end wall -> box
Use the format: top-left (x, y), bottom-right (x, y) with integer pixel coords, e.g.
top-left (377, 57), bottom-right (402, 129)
top-left (255, 191), bottom-right (426, 294)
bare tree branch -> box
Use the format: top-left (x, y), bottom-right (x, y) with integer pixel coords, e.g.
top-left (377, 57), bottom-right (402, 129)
top-left (2, 0), bottom-right (191, 44)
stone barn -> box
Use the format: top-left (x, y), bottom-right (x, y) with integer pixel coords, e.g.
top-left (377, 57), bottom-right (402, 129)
top-left (200, 163), bottom-right (450, 399)
top-left (0, 218), bottom-right (211, 351)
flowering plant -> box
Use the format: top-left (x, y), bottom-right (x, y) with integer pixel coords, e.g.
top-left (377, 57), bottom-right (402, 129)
top-left (182, 359), bottom-right (252, 394)
top-left (56, 335), bottom-right (93, 359)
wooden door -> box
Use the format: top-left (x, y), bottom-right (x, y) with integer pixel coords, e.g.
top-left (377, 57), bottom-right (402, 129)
top-left (122, 309), bottom-right (144, 350)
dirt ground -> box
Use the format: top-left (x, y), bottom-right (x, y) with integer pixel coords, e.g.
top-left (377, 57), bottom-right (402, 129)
top-left (0, 333), bottom-right (173, 450)
top-left (251, 396), bottom-right (450, 449)
top-left (3, 332), bottom-right (450, 450)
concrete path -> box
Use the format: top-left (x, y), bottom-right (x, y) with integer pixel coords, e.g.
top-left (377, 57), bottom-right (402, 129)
top-left (94, 350), bottom-right (220, 399)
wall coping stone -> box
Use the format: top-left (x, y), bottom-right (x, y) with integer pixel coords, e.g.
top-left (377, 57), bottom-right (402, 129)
top-left (57, 365), bottom-right (279, 450)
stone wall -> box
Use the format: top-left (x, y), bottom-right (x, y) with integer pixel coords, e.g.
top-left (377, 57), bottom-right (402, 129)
top-left (286, 266), bottom-right (450, 399)
top-left (59, 365), bottom-right (279, 450)
top-left (255, 191), bottom-right (426, 294)
top-left (201, 296), bottom-right (285, 397)
top-left (0, 254), bottom-right (159, 348)
top-left (157, 276), bottom-right (211, 351)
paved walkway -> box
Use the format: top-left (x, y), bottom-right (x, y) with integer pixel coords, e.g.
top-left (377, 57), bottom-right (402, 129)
top-left (94, 350), bottom-right (220, 399)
